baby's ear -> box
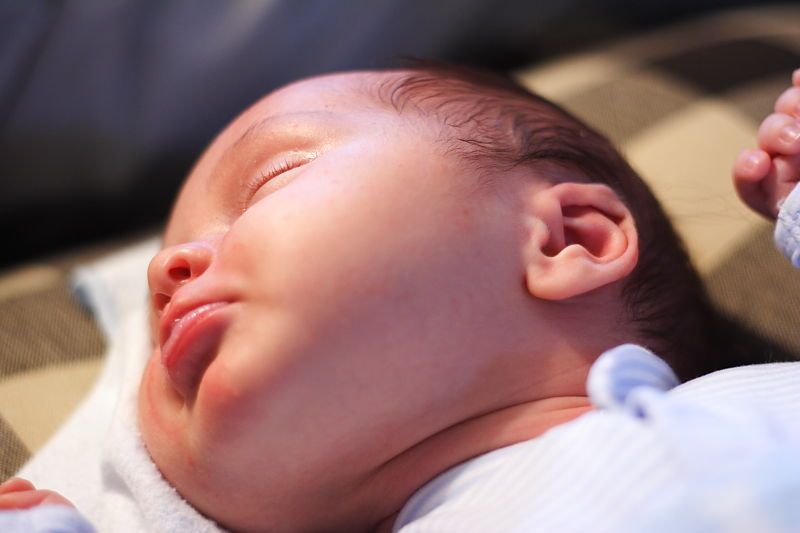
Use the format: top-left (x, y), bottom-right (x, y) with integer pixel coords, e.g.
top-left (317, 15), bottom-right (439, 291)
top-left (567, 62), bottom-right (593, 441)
top-left (522, 182), bottom-right (638, 300)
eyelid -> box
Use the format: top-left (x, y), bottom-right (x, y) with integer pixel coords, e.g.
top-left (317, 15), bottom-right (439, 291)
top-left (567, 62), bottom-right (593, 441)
top-left (240, 151), bottom-right (316, 211)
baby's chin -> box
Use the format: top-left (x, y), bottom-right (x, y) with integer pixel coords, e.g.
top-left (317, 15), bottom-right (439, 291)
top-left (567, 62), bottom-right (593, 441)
top-left (137, 356), bottom-right (193, 493)
top-left (137, 361), bottom-right (259, 529)
top-left (137, 380), bottom-right (220, 525)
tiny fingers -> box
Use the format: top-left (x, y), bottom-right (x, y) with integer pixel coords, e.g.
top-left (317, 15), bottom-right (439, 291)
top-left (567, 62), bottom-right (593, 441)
top-left (733, 149), bottom-right (773, 219)
top-left (758, 113), bottom-right (800, 155)
top-left (0, 477), bottom-right (35, 495)
top-left (775, 87), bottom-right (800, 118)
top-left (0, 478), bottom-right (75, 510)
top-left (735, 69), bottom-right (800, 219)
top-left (0, 488), bottom-right (74, 510)
top-left (733, 148), bottom-right (770, 182)
top-left (766, 154), bottom-right (800, 211)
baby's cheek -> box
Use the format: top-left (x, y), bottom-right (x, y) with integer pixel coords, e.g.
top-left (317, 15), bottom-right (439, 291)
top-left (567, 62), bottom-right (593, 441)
top-left (193, 356), bottom-right (256, 444)
top-left (197, 352), bottom-right (248, 407)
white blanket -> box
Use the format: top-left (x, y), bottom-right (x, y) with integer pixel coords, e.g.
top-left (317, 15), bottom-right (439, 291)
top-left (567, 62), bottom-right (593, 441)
top-left (18, 239), bottom-right (224, 533)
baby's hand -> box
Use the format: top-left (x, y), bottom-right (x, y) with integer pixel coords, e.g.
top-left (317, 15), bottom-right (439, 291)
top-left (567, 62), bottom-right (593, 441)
top-left (0, 477), bottom-right (74, 510)
top-left (733, 69), bottom-right (800, 219)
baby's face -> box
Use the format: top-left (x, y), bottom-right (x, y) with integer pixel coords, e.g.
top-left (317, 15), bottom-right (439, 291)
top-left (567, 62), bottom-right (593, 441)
top-left (139, 72), bottom-right (542, 530)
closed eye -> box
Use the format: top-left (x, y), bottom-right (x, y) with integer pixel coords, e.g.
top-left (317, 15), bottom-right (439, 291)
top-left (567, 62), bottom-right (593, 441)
top-left (240, 152), bottom-right (316, 211)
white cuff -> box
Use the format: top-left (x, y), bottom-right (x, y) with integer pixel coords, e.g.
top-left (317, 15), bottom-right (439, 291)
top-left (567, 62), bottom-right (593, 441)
top-left (775, 182), bottom-right (800, 269)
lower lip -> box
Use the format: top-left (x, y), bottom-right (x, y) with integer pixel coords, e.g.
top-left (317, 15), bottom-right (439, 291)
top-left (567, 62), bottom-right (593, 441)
top-left (161, 302), bottom-right (231, 400)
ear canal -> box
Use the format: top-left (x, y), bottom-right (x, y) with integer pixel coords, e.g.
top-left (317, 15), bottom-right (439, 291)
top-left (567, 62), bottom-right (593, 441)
top-left (561, 205), bottom-right (626, 260)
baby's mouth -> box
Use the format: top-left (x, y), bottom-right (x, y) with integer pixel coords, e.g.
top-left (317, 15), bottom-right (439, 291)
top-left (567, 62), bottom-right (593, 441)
top-left (160, 302), bottom-right (232, 401)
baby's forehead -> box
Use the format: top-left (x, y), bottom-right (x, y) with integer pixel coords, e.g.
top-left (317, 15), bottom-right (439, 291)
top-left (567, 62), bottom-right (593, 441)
top-left (248, 71), bottom-right (403, 120)
top-left (209, 71), bottom-right (419, 162)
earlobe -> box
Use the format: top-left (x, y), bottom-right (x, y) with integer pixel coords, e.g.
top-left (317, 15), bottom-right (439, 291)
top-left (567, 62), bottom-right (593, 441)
top-left (524, 183), bottom-right (638, 300)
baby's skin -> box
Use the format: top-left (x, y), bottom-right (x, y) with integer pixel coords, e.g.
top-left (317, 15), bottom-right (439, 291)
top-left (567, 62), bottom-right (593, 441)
top-left (3, 68), bottom-right (798, 532)
top-left (734, 69), bottom-right (800, 219)
top-left (0, 477), bottom-right (73, 510)
top-left (137, 70), bottom-right (629, 531)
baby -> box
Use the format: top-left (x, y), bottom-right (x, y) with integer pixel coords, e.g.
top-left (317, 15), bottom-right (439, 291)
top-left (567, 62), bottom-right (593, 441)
top-left (137, 65), bottom-right (718, 531)
top-left (3, 65), bottom-right (799, 532)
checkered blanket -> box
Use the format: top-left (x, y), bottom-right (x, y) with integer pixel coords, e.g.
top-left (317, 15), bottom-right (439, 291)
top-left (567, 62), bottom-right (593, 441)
top-left (2, 4), bottom-right (800, 479)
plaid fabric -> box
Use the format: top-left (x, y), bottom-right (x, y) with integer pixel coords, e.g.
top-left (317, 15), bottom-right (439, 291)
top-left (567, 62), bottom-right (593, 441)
top-left (2, 5), bottom-right (800, 478)
top-left (0, 236), bottom-right (149, 478)
top-left (517, 5), bottom-right (800, 353)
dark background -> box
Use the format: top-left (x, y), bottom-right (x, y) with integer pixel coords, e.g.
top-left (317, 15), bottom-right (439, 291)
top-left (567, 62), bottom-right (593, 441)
top-left (0, 0), bottom-right (762, 268)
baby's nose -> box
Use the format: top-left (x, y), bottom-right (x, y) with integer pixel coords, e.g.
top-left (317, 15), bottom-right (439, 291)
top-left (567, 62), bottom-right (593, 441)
top-left (147, 241), bottom-right (215, 313)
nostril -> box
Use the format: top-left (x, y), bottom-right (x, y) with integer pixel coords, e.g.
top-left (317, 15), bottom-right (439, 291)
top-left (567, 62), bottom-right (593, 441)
top-left (168, 265), bottom-right (191, 281)
top-left (154, 293), bottom-right (171, 313)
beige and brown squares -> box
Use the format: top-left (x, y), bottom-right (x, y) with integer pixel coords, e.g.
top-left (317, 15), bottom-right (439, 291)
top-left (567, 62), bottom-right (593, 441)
top-left (3, 5), bottom-right (800, 480)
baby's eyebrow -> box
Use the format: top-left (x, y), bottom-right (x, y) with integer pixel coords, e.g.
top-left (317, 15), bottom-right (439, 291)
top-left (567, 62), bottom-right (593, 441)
top-left (226, 111), bottom-right (337, 158)
top-left (231, 114), bottom-right (283, 152)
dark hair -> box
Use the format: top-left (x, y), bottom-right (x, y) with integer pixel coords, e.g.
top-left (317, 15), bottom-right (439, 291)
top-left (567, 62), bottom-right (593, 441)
top-left (377, 62), bottom-right (756, 380)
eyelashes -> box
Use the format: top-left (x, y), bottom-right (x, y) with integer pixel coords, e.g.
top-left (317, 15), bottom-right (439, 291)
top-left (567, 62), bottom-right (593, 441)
top-left (239, 152), bottom-right (316, 211)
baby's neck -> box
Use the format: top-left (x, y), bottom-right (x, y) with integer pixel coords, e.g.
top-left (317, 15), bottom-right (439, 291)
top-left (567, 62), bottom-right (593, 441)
top-left (369, 395), bottom-right (593, 532)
